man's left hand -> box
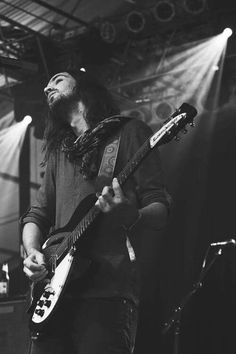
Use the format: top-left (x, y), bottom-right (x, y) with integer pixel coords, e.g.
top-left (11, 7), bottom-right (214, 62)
top-left (95, 178), bottom-right (140, 228)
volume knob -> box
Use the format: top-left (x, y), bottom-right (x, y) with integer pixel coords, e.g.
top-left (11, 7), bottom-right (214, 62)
top-left (44, 300), bottom-right (52, 308)
top-left (35, 309), bottom-right (45, 317)
top-left (37, 300), bottom-right (44, 307)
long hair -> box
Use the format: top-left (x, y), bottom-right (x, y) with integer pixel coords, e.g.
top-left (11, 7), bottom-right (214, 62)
top-left (42, 70), bottom-right (120, 165)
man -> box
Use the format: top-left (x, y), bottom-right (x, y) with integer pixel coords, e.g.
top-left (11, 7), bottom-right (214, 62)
top-left (21, 70), bottom-right (171, 354)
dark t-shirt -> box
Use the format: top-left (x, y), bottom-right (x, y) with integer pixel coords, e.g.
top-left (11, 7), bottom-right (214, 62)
top-left (21, 118), bottom-right (171, 305)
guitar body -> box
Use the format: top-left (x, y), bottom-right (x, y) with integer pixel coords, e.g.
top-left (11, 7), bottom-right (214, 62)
top-left (30, 251), bottom-right (74, 331)
top-left (29, 193), bottom-right (97, 332)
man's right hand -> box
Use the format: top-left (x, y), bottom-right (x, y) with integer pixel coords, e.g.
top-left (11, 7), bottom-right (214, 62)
top-left (23, 249), bottom-right (48, 282)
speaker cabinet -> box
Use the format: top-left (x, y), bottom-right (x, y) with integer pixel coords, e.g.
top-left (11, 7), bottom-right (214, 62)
top-left (0, 298), bottom-right (29, 354)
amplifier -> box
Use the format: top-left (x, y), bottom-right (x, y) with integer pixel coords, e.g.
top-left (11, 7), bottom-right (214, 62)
top-left (0, 298), bottom-right (29, 354)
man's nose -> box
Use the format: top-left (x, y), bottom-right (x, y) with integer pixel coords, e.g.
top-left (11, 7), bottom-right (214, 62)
top-left (44, 85), bottom-right (53, 97)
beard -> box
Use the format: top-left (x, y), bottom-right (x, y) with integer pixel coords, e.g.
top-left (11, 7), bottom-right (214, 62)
top-left (48, 89), bottom-right (80, 125)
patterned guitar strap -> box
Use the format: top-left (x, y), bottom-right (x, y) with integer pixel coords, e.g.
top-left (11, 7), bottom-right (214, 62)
top-left (96, 132), bottom-right (136, 262)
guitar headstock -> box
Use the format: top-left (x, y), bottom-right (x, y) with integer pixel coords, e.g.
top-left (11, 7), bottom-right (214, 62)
top-left (150, 103), bottom-right (197, 148)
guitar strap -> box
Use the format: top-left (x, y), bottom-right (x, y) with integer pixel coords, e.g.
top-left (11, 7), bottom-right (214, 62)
top-left (95, 133), bottom-right (121, 193)
top-left (96, 131), bottom-right (136, 263)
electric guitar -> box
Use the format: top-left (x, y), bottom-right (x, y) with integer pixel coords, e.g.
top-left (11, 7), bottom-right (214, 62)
top-left (29, 102), bottom-right (197, 332)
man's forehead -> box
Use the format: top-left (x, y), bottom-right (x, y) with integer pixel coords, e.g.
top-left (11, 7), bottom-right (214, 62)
top-left (48, 72), bottom-right (73, 84)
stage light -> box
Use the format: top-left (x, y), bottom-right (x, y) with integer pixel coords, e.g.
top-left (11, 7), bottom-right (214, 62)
top-left (223, 28), bottom-right (233, 38)
top-left (126, 11), bottom-right (145, 33)
top-left (154, 101), bottom-right (173, 121)
top-left (23, 115), bottom-right (32, 125)
top-left (183, 0), bottom-right (206, 15)
top-left (153, 1), bottom-right (175, 23)
top-left (150, 30), bottom-right (231, 114)
top-left (80, 67), bottom-right (86, 72)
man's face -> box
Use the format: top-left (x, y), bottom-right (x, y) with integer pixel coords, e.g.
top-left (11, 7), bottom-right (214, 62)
top-left (44, 72), bottom-right (77, 108)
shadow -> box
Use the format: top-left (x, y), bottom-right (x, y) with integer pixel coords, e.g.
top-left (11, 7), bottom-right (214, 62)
top-left (0, 171), bottom-right (40, 189)
top-left (0, 172), bottom-right (19, 183)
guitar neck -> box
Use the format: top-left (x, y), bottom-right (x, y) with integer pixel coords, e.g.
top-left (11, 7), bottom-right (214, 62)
top-left (117, 140), bottom-right (150, 187)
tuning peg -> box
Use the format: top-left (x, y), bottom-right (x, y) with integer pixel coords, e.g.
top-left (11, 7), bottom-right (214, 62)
top-left (189, 121), bottom-right (195, 127)
top-left (174, 135), bottom-right (180, 141)
top-left (181, 128), bottom-right (188, 134)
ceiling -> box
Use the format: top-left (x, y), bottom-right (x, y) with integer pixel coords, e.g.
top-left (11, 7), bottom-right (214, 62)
top-left (0, 0), bottom-right (236, 102)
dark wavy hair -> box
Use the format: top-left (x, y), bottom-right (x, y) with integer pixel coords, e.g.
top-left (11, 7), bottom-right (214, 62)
top-left (42, 69), bottom-right (120, 165)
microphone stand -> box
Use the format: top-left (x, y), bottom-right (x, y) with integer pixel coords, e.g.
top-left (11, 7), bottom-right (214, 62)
top-left (162, 246), bottom-right (224, 354)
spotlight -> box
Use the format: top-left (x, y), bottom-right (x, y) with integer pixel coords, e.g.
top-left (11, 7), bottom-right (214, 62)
top-left (126, 11), bottom-right (145, 33)
top-left (23, 115), bottom-right (32, 125)
top-left (223, 28), bottom-right (233, 38)
top-left (153, 1), bottom-right (175, 23)
top-left (80, 67), bottom-right (86, 72)
top-left (183, 0), bottom-right (206, 15)
top-left (154, 101), bottom-right (173, 120)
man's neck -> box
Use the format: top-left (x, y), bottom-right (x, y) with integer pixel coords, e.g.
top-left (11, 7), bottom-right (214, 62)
top-left (69, 102), bottom-right (89, 136)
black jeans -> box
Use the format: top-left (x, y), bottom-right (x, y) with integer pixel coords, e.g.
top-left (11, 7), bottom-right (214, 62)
top-left (29, 297), bottom-right (138, 354)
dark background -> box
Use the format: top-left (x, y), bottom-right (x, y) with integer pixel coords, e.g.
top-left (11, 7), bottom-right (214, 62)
top-left (0, 1), bottom-right (236, 353)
